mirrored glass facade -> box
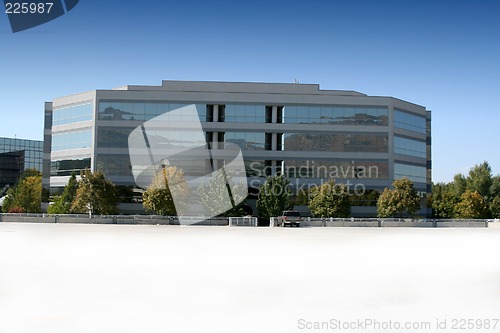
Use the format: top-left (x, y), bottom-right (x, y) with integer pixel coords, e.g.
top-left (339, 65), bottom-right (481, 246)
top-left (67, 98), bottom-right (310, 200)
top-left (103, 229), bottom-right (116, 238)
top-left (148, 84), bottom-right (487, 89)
top-left (46, 81), bottom-right (431, 216)
top-left (0, 137), bottom-right (43, 171)
top-left (394, 136), bottom-right (426, 158)
top-left (283, 160), bottom-right (389, 179)
top-left (283, 133), bottom-right (388, 153)
top-left (0, 137), bottom-right (44, 187)
top-left (225, 132), bottom-right (266, 150)
top-left (394, 163), bottom-right (427, 184)
top-left (52, 129), bottom-right (92, 151)
top-left (53, 103), bottom-right (93, 126)
top-left (98, 102), bottom-right (206, 122)
top-left (51, 158), bottom-right (91, 177)
top-left (220, 105), bottom-right (266, 123)
top-left (394, 109), bottom-right (426, 134)
top-left (283, 106), bottom-right (388, 125)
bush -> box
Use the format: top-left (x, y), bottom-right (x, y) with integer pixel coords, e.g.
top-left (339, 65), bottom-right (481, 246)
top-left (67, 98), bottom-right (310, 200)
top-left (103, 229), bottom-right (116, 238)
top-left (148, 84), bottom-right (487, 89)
top-left (8, 206), bottom-right (26, 213)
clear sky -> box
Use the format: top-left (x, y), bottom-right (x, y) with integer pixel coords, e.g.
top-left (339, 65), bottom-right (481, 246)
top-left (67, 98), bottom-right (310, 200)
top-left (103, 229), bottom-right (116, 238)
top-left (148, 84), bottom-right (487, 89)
top-left (1, 0), bottom-right (499, 183)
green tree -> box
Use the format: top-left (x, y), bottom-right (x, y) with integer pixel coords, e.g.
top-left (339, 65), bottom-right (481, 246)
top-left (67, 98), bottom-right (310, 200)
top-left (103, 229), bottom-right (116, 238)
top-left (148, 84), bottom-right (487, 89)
top-left (377, 178), bottom-right (421, 218)
top-left (489, 175), bottom-right (500, 199)
top-left (1, 187), bottom-right (16, 213)
top-left (48, 172), bottom-right (78, 214)
top-left (490, 197), bottom-right (500, 219)
top-left (309, 179), bottom-right (350, 218)
top-left (452, 173), bottom-right (467, 198)
top-left (2, 169), bottom-right (42, 213)
top-left (14, 175), bottom-right (42, 213)
top-left (256, 174), bottom-right (292, 219)
top-left (198, 168), bottom-right (247, 217)
top-left (142, 166), bottom-right (189, 216)
top-left (350, 189), bottom-right (380, 207)
top-left (71, 169), bottom-right (119, 215)
top-left (466, 161), bottom-right (493, 200)
top-left (431, 182), bottom-right (458, 218)
top-left (455, 190), bottom-right (489, 219)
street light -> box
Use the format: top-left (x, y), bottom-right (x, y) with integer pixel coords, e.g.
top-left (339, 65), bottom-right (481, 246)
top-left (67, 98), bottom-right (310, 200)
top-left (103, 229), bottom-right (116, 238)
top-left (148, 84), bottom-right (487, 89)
top-left (161, 159), bottom-right (169, 190)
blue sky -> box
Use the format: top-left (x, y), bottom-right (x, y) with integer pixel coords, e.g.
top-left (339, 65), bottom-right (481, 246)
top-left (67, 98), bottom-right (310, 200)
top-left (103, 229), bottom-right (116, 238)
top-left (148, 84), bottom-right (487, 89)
top-left (1, 0), bottom-right (499, 183)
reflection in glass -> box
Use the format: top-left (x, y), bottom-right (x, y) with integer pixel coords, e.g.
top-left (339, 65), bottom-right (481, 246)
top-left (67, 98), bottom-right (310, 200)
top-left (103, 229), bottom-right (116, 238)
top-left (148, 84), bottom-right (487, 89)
top-left (283, 106), bottom-right (388, 126)
top-left (53, 103), bottom-right (93, 126)
top-left (283, 133), bottom-right (388, 153)
top-left (282, 160), bottom-right (388, 179)
top-left (221, 105), bottom-right (266, 123)
top-left (394, 109), bottom-right (426, 134)
top-left (51, 158), bottom-right (91, 176)
top-left (394, 136), bottom-right (426, 158)
top-left (98, 102), bottom-right (207, 122)
top-left (96, 155), bottom-right (132, 177)
top-left (52, 129), bottom-right (92, 151)
top-left (394, 163), bottom-right (427, 183)
top-left (225, 132), bottom-right (265, 150)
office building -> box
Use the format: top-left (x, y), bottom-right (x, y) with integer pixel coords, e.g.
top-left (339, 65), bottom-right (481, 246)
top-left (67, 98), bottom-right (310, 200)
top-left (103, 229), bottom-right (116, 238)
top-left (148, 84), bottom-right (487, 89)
top-left (0, 137), bottom-right (43, 189)
top-left (43, 80), bottom-right (432, 216)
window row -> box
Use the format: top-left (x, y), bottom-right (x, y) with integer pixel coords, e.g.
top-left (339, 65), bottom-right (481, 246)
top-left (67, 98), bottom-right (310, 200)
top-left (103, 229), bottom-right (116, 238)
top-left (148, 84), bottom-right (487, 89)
top-left (394, 109), bottom-right (426, 134)
top-left (98, 102), bottom-right (206, 122)
top-left (219, 105), bottom-right (267, 123)
top-left (51, 158), bottom-right (91, 177)
top-left (281, 160), bottom-right (389, 179)
top-left (0, 138), bottom-right (43, 151)
top-left (394, 163), bottom-right (427, 183)
top-left (52, 129), bottom-right (92, 151)
top-left (96, 155), bottom-right (132, 177)
top-left (53, 103), bottom-right (93, 126)
top-left (394, 136), bottom-right (426, 159)
top-left (283, 106), bottom-right (388, 126)
top-left (243, 160), bottom-right (389, 179)
top-left (283, 133), bottom-right (388, 153)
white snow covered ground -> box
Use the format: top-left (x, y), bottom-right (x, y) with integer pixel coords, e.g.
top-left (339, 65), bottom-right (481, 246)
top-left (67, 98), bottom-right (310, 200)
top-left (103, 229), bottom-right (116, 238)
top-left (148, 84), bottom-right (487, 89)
top-left (1, 222), bottom-right (499, 333)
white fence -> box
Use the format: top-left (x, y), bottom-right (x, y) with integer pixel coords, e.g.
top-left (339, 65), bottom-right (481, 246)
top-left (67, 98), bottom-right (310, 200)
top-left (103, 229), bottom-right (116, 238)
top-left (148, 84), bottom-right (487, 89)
top-left (229, 217), bottom-right (258, 227)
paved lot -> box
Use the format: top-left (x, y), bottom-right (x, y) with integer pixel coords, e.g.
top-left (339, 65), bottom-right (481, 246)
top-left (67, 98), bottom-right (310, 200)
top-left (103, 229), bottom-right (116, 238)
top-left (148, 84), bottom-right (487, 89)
top-left (1, 222), bottom-right (499, 333)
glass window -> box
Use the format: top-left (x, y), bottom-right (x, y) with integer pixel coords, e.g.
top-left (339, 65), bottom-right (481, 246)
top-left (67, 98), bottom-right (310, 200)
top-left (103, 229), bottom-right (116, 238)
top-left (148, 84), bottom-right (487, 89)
top-left (283, 133), bottom-right (388, 153)
top-left (96, 155), bottom-right (132, 177)
top-left (283, 105), bottom-right (388, 125)
top-left (394, 163), bottom-right (427, 183)
top-left (98, 102), bottom-right (206, 122)
top-left (221, 104), bottom-right (266, 123)
top-left (394, 109), bottom-right (426, 134)
top-left (97, 128), bottom-right (134, 148)
top-left (52, 129), bottom-right (92, 151)
top-left (225, 132), bottom-right (266, 150)
top-left (394, 136), bottom-right (426, 158)
top-left (53, 103), bottom-right (93, 126)
top-left (245, 160), bottom-right (269, 177)
top-left (282, 160), bottom-right (388, 179)
top-left (51, 158), bottom-right (91, 176)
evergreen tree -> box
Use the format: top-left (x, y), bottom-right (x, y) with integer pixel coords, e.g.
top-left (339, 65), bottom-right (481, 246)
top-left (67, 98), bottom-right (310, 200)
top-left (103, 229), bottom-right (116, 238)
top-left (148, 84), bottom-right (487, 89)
top-left (48, 172), bottom-right (78, 214)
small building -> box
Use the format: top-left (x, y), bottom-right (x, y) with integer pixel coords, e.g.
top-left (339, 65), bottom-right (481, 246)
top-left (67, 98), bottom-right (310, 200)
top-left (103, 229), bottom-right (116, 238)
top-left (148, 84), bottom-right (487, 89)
top-left (0, 137), bottom-right (43, 189)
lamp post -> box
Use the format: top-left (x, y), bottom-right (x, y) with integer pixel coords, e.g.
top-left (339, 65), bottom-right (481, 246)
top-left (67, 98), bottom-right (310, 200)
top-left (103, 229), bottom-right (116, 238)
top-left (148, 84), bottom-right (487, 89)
top-left (161, 159), bottom-right (169, 190)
